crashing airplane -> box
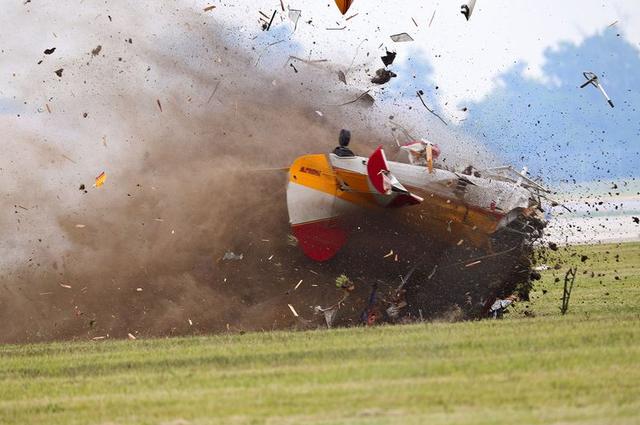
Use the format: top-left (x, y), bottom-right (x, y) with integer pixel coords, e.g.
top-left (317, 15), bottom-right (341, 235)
top-left (287, 143), bottom-right (548, 261)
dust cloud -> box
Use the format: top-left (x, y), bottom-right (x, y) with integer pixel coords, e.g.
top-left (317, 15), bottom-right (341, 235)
top-left (1, 2), bottom-right (512, 343)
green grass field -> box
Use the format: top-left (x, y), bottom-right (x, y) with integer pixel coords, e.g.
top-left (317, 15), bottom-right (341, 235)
top-left (1, 243), bottom-right (638, 425)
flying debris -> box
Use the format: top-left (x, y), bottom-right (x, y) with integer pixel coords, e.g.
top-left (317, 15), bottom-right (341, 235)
top-left (371, 68), bottom-right (396, 85)
top-left (288, 8), bottom-right (301, 30)
top-left (94, 171), bottom-right (106, 188)
top-left (334, 0), bottom-right (354, 15)
top-left (461, 0), bottom-right (476, 21)
top-left (222, 251), bottom-right (244, 261)
top-left (390, 33), bottom-right (414, 42)
top-left (381, 50), bottom-right (397, 67)
top-left (416, 90), bottom-right (447, 126)
top-left (580, 71), bottom-right (614, 107)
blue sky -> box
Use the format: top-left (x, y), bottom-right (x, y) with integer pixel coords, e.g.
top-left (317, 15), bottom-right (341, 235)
top-left (374, 28), bottom-right (639, 183)
top-left (461, 29), bottom-right (639, 183)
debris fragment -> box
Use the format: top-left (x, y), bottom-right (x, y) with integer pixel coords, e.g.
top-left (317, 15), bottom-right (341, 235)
top-left (335, 274), bottom-right (355, 291)
top-left (334, 0), bottom-right (354, 15)
top-left (203, 5), bottom-right (216, 12)
top-left (427, 265), bottom-right (438, 279)
top-left (294, 279), bottom-right (303, 290)
top-left (381, 50), bottom-right (396, 67)
top-left (390, 33), bottom-right (413, 42)
top-left (289, 63), bottom-right (298, 73)
top-left (207, 80), bottom-right (221, 104)
top-left (416, 90), bottom-right (448, 125)
top-left (383, 250), bottom-right (394, 258)
top-left (156, 99), bottom-right (163, 112)
top-left (561, 267), bottom-right (577, 315)
top-left (127, 333), bottom-right (137, 340)
top-left (59, 283), bottom-right (72, 289)
top-left (315, 305), bottom-right (338, 327)
top-left (371, 68), bottom-right (396, 84)
top-left (44, 47), bottom-right (56, 55)
top-left (92, 336), bottom-right (106, 340)
top-left (338, 90), bottom-right (373, 107)
top-left (489, 297), bottom-right (513, 319)
top-left (323, 307), bottom-right (337, 327)
top-left (326, 26), bottom-right (347, 31)
top-left (222, 251), bottom-right (244, 261)
top-left (286, 56), bottom-right (328, 66)
top-left (461, 0), bottom-right (476, 21)
top-left (75, 224), bottom-right (86, 228)
top-left (136, 287), bottom-right (143, 292)
top-left (386, 304), bottom-right (403, 319)
top-left (287, 303), bottom-right (299, 317)
top-left (345, 13), bottom-right (359, 21)
top-left (188, 318), bottom-right (193, 326)
top-left (357, 92), bottom-right (375, 107)
top-left (265, 10), bottom-right (276, 31)
top-left (465, 260), bottom-right (481, 267)
top-left (94, 171), bottom-right (106, 188)
top-left (411, 17), bottom-right (418, 27)
top-left (288, 8), bottom-right (301, 30)
top-left (337, 70), bottom-right (346, 84)
top-left (54, 68), bottom-right (63, 77)
top-left (633, 216), bottom-right (639, 224)
top-left (315, 110), bottom-right (323, 117)
top-left (429, 9), bottom-right (436, 26)
top-left (580, 71), bottom-right (614, 107)
top-left (91, 45), bottom-right (102, 56)
top-left (61, 154), bottom-right (76, 164)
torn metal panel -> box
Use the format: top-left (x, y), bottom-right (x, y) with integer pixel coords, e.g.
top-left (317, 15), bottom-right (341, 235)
top-left (288, 8), bottom-right (301, 30)
top-left (390, 33), bottom-right (414, 42)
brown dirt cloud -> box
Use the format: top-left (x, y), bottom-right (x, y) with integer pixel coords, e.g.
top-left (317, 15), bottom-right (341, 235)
top-left (0, 4), bottom-right (527, 344)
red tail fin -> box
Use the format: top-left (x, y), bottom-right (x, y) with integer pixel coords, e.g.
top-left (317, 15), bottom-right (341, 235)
top-left (367, 146), bottom-right (391, 194)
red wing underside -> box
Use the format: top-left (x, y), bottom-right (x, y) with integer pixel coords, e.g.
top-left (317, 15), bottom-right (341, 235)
top-left (292, 219), bottom-right (348, 262)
